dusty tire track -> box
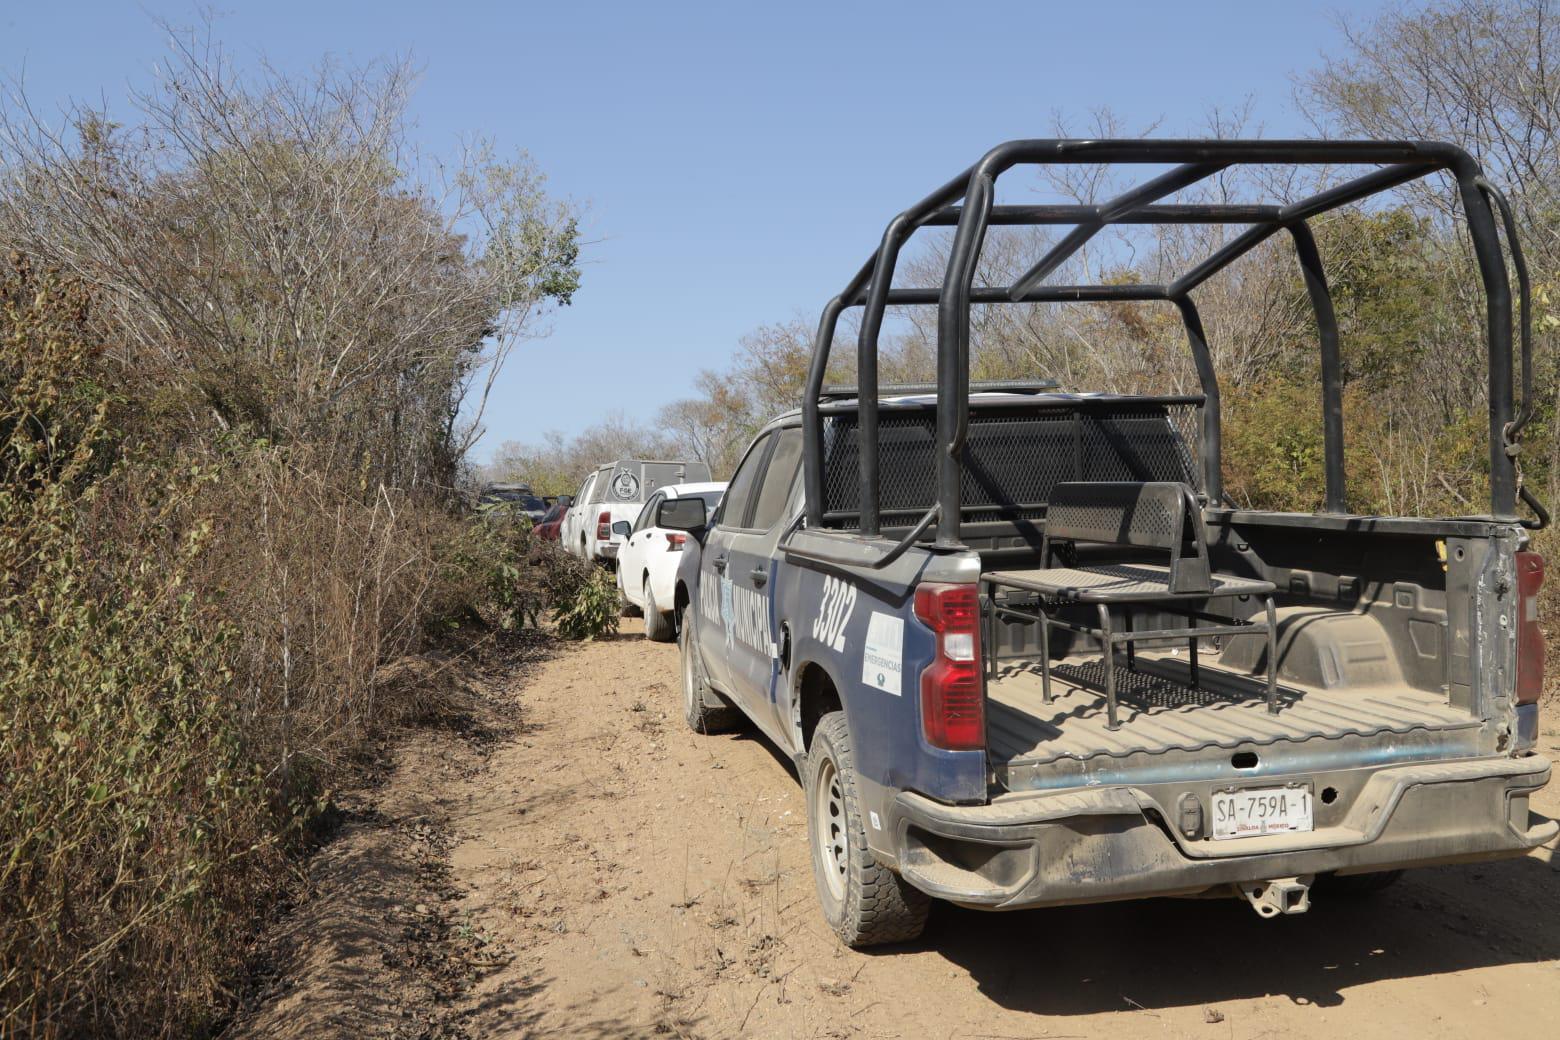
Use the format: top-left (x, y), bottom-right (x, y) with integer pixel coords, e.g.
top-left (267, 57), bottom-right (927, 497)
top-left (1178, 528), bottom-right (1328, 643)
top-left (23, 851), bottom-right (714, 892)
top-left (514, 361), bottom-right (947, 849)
top-left (440, 635), bottom-right (1560, 1039)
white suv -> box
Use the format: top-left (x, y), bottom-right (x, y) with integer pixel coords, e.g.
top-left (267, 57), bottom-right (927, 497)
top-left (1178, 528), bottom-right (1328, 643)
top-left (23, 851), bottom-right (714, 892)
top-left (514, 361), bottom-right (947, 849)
top-left (613, 481), bottom-right (727, 639)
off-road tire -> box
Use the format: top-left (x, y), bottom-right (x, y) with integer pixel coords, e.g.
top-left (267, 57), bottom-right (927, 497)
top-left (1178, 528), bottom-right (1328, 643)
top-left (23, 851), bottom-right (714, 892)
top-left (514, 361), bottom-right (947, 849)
top-left (804, 711), bottom-right (930, 947)
top-left (680, 613), bottom-right (739, 733)
top-left (644, 581), bottom-right (676, 642)
top-left (1318, 869), bottom-right (1404, 897)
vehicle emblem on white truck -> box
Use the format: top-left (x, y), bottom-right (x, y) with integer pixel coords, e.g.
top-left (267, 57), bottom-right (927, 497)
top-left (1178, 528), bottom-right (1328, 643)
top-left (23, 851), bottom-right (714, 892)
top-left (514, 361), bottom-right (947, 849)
top-left (612, 471), bottom-right (640, 499)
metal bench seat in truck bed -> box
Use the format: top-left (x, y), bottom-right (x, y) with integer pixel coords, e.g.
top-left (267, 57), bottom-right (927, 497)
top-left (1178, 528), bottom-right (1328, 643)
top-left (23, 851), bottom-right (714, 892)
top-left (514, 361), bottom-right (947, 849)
top-left (981, 481), bottom-right (1280, 729)
top-left (983, 562), bottom-right (1273, 601)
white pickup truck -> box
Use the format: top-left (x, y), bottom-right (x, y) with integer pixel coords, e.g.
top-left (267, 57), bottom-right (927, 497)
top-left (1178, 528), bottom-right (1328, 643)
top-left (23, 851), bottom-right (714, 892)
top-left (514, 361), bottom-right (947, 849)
top-left (563, 459), bottom-right (713, 565)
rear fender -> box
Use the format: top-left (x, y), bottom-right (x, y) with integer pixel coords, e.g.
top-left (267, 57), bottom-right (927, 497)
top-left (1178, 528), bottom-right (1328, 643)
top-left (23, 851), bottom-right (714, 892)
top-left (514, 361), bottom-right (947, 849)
top-left (781, 554), bottom-right (987, 806)
top-left (673, 538), bottom-right (704, 620)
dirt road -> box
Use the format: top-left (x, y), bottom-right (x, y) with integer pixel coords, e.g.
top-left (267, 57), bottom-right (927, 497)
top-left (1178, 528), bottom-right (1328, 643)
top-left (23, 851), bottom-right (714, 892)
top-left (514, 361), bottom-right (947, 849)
top-left (237, 633), bottom-right (1560, 1039)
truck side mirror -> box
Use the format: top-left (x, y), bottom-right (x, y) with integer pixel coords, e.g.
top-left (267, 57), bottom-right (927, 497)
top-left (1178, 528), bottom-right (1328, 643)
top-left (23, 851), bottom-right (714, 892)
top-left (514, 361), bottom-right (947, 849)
top-left (658, 496), bottom-right (707, 532)
top-left (559, 494), bottom-right (573, 508)
top-left (611, 520), bottom-right (632, 538)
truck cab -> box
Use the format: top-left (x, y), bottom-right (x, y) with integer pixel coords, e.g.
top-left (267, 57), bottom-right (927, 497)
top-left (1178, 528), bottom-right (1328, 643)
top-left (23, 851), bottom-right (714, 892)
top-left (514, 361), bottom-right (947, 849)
top-left (664, 137), bottom-right (1556, 948)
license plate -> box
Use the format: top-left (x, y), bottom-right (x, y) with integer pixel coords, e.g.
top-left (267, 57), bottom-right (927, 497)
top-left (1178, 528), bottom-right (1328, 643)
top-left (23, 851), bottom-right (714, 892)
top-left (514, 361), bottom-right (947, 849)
top-left (1211, 786), bottom-right (1313, 841)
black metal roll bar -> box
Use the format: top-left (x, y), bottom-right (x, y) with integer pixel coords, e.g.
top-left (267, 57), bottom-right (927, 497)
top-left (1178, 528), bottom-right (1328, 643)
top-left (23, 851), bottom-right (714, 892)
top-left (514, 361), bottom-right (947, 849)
top-left (1475, 176), bottom-right (1548, 530)
top-left (800, 138), bottom-right (1543, 560)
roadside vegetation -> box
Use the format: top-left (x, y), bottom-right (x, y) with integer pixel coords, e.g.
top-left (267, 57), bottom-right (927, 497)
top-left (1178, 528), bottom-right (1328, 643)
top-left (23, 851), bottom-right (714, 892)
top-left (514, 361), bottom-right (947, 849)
top-left (0, 26), bottom-right (609, 1039)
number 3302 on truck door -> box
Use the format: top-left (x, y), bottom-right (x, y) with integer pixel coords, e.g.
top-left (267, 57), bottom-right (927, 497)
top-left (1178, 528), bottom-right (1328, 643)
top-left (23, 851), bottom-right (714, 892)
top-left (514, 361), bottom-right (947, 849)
top-left (812, 576), bottom-right (856, 652)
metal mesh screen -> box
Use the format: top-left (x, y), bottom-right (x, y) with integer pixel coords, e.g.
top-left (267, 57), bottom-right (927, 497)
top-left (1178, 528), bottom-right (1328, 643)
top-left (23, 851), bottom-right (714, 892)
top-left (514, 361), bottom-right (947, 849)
top-left (821, 402), bottom-right (1201, 528)
top-left (1166, 403), bottom-right (1202, 491)
top-left (1083, 409), bottom-right (1200, 486)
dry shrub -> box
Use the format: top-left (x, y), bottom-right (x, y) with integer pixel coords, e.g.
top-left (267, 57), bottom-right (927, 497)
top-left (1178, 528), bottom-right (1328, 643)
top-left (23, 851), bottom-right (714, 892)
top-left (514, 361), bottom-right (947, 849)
top-left (0, 261), bottom-right (284, 1037)
top-left (199, 446), bottom-right (469, 782)
top-left (189, 447), bottom-right (620, 793)
top-left (0, 25), bottom-right (587, 1035)
top-left (0, 32), bottom-right (580, 498)
top-left (0, 261), bottom-right (593, 1037)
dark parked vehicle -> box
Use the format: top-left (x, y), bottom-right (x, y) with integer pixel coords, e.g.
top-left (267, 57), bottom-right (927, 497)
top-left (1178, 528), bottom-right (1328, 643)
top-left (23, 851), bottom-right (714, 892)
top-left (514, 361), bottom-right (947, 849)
top-left (665, 138), bottom-right (1555, 948)
top-left (478, 482), bottom-right (549, 523)
top-left (535, 498), bottom-right (571, 541)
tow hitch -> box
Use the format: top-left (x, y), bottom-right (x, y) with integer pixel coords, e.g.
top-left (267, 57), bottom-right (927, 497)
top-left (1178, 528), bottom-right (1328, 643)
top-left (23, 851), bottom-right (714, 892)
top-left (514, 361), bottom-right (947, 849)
top-left (1239, 876), bottom-right (1313, 918)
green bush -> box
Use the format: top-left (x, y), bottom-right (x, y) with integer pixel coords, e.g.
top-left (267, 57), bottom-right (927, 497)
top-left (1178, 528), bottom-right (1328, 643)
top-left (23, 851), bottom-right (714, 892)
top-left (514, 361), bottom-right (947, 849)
top-left (447, 507), bottom-right (616, 635)
top-left (553, 566), bottom-right (622, 641)
top-left (444, 506), bottom-right (541, 631)
top-left (440, 502), bottom-right (623, 641)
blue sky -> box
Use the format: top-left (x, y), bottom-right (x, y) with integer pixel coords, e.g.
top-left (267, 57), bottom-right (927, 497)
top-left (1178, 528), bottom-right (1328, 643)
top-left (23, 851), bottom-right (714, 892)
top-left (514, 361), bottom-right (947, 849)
top-left (0, 1), bottom-right (1396, 460)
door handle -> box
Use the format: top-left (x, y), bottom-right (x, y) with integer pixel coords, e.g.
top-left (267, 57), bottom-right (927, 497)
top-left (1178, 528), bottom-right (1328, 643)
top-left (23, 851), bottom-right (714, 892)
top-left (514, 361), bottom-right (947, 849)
top-left (713, 555), bottom-right (728, 573)
top-left (750, 567), bottom-right (768, 588)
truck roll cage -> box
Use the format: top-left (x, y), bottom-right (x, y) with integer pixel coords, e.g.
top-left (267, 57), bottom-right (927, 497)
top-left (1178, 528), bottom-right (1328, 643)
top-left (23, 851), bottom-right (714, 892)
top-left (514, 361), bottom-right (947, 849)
top-left (798, 139), bottom-right (1544, 565)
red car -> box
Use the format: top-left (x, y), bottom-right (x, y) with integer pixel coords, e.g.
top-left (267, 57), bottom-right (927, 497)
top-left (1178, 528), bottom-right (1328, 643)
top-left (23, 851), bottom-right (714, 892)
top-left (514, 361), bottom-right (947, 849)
top-left (535, 500), bottom-right (569, 540)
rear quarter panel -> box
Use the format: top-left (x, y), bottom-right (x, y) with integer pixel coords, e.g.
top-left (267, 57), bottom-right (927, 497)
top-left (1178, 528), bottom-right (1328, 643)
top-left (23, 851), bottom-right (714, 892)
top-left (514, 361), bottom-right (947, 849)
top-left (587, 503), bottom-right (642, 558)
top-left (676, 524), bottom-right (988, 805)
top-left (644, 532), bottom-right (682, 608)
top-left (773, 537), bottom-right (988, 805)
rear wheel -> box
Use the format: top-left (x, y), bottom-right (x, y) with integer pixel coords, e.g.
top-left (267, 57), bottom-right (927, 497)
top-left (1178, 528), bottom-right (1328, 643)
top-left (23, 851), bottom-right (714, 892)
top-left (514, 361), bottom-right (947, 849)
top-left (680, 613), bottom-right (739, 733)
top-left (644, 580), bottom-right (675, 642)
top-left (804, 712), bottom-right (929, 947)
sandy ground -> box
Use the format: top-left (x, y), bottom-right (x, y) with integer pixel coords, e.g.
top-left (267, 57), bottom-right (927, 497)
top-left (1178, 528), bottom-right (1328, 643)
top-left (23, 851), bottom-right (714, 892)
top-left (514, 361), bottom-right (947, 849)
top-left (233, 632), bottom-right (1560, 1039)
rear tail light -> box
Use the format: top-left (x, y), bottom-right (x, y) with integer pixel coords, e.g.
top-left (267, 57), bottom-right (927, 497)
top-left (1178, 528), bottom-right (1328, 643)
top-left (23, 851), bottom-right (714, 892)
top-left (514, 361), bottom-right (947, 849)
top-left (914, 582), bottom-right (984, 751)
top-left (665, 532), bottom-right (686, 551)
top-left (597, 510), bottom-right (612, 540)
top-left (1516, 551), bottom-right (1545, 705)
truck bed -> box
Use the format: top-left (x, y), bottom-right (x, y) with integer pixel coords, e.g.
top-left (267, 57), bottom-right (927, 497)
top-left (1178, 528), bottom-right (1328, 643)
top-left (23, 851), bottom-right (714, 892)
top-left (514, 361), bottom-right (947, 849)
top-left (987, 651), bottom-right (1482, 792)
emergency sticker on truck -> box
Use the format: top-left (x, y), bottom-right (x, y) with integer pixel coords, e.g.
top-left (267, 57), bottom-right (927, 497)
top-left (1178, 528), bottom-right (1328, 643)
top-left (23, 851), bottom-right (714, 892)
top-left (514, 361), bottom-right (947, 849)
top-left (861, 611), bottom-right (904, 695)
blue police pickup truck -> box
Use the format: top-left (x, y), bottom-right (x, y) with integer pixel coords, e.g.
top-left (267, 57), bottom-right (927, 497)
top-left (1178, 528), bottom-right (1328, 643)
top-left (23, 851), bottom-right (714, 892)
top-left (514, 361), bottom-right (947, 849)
top-left (653, 138), bottom-right (1555, 948)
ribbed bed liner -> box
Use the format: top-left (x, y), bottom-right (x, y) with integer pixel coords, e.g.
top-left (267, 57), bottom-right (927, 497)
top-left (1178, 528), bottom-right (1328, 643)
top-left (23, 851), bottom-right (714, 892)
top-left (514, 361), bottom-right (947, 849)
top-left (987, 654), bottom-right (1477, 767)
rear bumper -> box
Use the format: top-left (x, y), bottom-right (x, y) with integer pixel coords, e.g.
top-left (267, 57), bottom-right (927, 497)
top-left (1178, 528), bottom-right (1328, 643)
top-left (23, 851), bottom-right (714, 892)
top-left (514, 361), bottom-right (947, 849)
top-left (887, 754), bottom-right (1555, 909)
